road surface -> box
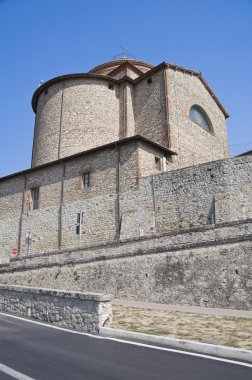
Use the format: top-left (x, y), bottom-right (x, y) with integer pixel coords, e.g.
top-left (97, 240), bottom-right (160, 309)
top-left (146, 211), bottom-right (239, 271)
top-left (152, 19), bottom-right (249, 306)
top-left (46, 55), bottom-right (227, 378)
top-left (0, 313), bottom-right (251, 380)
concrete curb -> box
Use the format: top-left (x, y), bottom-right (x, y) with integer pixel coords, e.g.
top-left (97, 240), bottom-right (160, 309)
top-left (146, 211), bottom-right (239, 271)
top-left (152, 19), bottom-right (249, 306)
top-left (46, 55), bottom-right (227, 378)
top-left (100, 327), bottom-right (252, 363)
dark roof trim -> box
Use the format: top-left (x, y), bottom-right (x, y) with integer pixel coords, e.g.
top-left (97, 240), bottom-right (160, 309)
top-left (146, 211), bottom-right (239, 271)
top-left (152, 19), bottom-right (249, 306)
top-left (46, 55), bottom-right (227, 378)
top-left (236, 150), bottom-right (252, 157)
top-left (31, 62), bottom-right (229, 118)
top-left (0, 136), bottom-right (176, 183)
top-left (134, 62), bottom-right (229, 118)
top-left (32, 73), bottom-right (119, 112)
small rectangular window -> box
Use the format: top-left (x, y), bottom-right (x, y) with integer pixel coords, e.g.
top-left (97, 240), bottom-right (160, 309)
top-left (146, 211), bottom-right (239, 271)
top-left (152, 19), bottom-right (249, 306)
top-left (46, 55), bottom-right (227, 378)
top-left (147, 77), bottom-right (152, 84)
top-left (31, 187), bottom-right (39, 210)
top-left (108, 84), bottom-right (114, 90)
top-left (83, 173), bottom-right (90, 188)
top-left (155, 157), bottom-right (161, 171)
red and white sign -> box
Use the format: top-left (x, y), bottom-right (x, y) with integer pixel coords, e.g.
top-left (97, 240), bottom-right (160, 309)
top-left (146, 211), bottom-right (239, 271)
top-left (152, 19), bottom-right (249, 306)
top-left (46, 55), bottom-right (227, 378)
top-left (12, 248), bottom-right (17, 255)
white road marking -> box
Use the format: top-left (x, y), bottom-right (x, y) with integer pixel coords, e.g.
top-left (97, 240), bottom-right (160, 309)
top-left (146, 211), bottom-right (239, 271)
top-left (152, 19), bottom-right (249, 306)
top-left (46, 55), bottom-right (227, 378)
top-left (0, 362), bottom-right (35, 380)
top-left (0, 312), bottom-right (252, 369)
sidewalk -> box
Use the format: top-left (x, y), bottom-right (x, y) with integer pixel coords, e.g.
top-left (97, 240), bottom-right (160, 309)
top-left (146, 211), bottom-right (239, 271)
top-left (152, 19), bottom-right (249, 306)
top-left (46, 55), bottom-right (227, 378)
top-left (112, 299), bottom-right (252, 318)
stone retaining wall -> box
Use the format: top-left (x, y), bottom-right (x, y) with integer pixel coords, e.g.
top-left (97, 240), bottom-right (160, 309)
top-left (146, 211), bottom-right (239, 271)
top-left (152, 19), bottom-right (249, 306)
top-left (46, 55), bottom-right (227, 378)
top-left (1, 220), bottom-right (252, 309)
top-left (0, 285), bottom-right (112, 333)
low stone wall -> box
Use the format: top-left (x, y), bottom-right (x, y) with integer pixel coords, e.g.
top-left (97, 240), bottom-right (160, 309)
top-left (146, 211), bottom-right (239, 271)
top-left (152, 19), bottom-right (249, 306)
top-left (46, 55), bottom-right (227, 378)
top-left (0, 285), bottom-right (112, 333)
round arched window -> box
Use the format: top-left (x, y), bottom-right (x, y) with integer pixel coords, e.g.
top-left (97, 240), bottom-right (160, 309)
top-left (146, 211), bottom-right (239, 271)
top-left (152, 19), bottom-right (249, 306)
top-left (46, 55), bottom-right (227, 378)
top-left (189, 105), bottom-right (214, 133)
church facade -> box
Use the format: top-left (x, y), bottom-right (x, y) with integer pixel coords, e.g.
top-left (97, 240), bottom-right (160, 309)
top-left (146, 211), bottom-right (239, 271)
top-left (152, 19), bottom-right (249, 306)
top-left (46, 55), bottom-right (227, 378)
top-left (0, 58), bottom-right (251, 309)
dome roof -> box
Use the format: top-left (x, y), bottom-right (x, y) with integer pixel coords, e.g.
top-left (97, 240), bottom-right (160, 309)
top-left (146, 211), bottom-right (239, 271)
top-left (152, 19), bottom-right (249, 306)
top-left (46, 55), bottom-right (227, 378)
top-left (89, 58), bottom-right (153, 79)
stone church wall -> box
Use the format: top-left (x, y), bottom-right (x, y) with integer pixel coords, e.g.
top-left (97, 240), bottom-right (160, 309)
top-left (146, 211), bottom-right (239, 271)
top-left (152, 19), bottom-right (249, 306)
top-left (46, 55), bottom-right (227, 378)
top-left (31, 64), bottom-right (229, 171)
top-left (1, 152), bottom-right (252, 262)
top-left (134, 69), bottom-right (168, 146)
top-left (32, 78), bottom-right (121, 167)
top-left (1, 139), bottom-right (168, 258)
top-left (167, 68), bottom-right (229, 169)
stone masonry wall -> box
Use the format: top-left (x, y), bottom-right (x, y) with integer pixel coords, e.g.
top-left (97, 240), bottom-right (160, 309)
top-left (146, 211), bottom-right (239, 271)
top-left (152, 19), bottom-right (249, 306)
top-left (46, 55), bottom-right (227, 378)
top-left (32, 78), bottom-right (121, 167)
top-left (1, 139), bottom-right (168, 257)
top-left (167, 68), bottom-right (229, 169)
top-left (32, 81), bottom-right (63, 167)
top-left (1, 153), bottom-right (252, 259)
top-left (0, 285), bottom-right (112, 332)
top-left (32, 64), bottom-right (229, 171)
top-left (1, 220), bottom-right (252, 309)
top-left (134, 70), bottom-right (168, 146)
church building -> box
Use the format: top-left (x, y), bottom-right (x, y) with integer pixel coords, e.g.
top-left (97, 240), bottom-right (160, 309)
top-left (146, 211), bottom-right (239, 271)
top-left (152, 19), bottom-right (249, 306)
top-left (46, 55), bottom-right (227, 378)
top-left (0, 57), bottom-right (251, 310)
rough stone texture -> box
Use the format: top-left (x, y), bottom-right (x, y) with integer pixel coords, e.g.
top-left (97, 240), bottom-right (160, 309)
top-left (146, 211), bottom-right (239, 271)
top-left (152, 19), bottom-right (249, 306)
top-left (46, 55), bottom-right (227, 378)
top-left (1, 153), bottom-right (252, 257)
top-left (0, 285), bottom-right (112, 333)
top-left (32, 82), bottom-right (63, 166)
top-left (1, 59), bottom-right (248, 311)
top-left (31, 61), bottom-right (228, 170)
top-left (0, 220), bottom-right (252, 309)
top-left (166, 67), bottom-right (229, 168)
top-left (0, 138), bottom-right (169, 257)
top-left (1, 153), bottom-right (252, 309)
top-left (32, 78), bottom-right (121, 167)
top-left (134, 69), bottom-right (168, 146)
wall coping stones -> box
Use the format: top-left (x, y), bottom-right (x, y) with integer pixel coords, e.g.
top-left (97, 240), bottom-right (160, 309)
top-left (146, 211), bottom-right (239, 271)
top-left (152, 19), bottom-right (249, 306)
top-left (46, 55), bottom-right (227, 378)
top-left (8, 217), bottom-right (252, 263)
top-left (0, 284), bottom-right (112, 302)
top-left (0, 285), bottom-right (113, 333)
top-left (1, 219), bottom-right (252, 274)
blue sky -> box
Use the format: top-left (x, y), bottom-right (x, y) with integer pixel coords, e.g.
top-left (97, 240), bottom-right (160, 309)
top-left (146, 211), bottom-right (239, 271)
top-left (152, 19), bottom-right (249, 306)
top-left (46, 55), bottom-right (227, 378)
top-left (0, 0), bottom-right (252, 177)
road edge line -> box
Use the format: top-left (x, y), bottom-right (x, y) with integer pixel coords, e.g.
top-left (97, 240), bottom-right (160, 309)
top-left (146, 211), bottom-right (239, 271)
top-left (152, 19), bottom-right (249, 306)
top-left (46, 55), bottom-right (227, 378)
top-left (0, 362), bottom-right (35, 380)
top-left (1, 311), bottom-right (252, 368)
top-left (100, 327), bottom-right (252, 365)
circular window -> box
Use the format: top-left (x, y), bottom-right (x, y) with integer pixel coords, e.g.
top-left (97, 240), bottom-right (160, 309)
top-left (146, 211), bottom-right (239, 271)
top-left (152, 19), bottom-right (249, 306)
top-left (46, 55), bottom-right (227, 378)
top-left (189, 105), bottom-right (214, 133)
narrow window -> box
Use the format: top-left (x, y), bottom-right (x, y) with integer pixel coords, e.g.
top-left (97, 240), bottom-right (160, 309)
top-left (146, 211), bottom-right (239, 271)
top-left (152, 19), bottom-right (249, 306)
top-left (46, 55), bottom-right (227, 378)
top-left (108, 84), bottom-right (114, 90)
top-left (83, 173), bottom-right (90, 188)
top-left (147, 77), bottom-right (152, 84)
top-left (31, 187), bottom-right (39, 210)
top-left (155, 157), bottom-right (161, 171)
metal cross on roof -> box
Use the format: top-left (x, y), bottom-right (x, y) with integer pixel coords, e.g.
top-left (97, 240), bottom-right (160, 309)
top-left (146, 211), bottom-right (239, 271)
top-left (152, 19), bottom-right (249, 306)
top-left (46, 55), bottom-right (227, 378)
top-left (121, 46), bottom-right (128, 58)
top-left (113, 47), bottom-right (136, 60)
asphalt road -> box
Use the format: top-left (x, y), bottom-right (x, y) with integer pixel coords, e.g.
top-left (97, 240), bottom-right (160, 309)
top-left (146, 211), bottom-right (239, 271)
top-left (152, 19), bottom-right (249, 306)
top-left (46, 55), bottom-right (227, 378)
top-left (0, 314), bottom-right (251, 380)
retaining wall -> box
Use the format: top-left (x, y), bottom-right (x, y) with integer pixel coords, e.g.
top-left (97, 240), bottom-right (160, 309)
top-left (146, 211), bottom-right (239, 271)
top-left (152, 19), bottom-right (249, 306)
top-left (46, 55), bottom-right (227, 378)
top-left (1, 220), bottom-right (252, 310)
top-left (0, 285), bottom-right (112, 333)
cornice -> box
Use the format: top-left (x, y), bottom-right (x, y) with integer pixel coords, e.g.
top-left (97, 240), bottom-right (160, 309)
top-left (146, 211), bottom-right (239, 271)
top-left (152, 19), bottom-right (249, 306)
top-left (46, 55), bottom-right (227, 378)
top-left (31, 62), bottom-right (229, 118)
top-left (0, 135), bottom-right (176, 183)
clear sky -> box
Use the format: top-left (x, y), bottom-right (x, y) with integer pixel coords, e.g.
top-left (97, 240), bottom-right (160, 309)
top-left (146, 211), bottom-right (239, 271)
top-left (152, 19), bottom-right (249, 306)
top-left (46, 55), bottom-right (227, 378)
top-left (0, 0), bottom-right (252, 177)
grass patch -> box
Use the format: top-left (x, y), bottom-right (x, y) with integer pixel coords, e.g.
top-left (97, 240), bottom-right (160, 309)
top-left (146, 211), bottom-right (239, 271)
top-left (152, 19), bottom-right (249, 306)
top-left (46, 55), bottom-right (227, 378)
top-left (111, 306), bottom-right (252, 350)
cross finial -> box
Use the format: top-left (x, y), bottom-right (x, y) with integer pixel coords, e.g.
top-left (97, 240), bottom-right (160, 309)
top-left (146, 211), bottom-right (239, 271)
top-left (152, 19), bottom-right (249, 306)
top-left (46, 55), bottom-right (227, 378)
top-left (121, 46), bottom-right (128, 58)
top-left (113, 48), bottom-right (135, 61)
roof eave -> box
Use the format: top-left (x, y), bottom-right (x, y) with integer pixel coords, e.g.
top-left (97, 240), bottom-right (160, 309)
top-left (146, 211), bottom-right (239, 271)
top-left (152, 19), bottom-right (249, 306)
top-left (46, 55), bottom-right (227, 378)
top-left (0, 135), bottom-right (176, 183)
